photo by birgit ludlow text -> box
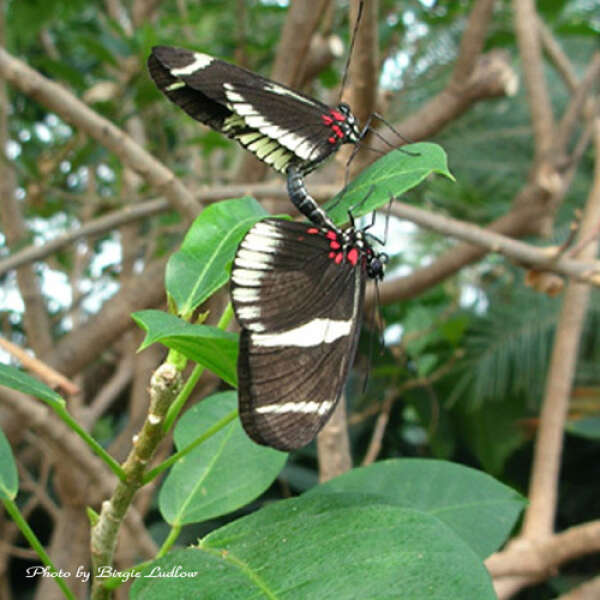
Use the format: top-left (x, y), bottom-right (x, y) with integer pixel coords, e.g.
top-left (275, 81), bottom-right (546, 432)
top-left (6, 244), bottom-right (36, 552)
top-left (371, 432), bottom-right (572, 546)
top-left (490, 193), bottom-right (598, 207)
top-left (25, 564), bottom-right (198, 582)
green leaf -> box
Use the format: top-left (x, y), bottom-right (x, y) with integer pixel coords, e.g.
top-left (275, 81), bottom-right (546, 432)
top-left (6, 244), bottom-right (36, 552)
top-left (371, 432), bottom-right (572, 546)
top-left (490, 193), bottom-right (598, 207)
top-left (166, 197), bottom-right (268, 318)
top-left (132, 494), bottom-right (496, 599)
top-left (459, 397), bottom-right (528, 476)
top-left (0, 427), bottom-right (18, 501)
top-left (0, 363), bottom-right (65, 410)
top-left (323, 142), bottom-right (454, 224)
top-left (132, 310), bottom-right (238, 387)
top-left (305, 458), bottom-right (525, 558)
top-left (159, 392), bottom-right (287, 525)
top-left (566, 416), bottom-right (600, 440)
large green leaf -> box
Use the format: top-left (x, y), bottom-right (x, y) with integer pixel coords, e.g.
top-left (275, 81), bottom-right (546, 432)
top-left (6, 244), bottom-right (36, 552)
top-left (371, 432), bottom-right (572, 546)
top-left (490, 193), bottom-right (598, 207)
top-left (166, 197), bottom-right (268, 318)
top-left (324, 142), bottom-right (453, 224)
top-left (305, 458), bottom-right (525, 559)
top-left (132, 310), bottom-right (238, 387)
top-left (0, 363), bottom-right (65, 410)
top-left (132, 493), bottom-right (496, 599)
top-left (0, 427), bottom-right (18, 501)
top-left (159, 392), bottom-right (286, 525)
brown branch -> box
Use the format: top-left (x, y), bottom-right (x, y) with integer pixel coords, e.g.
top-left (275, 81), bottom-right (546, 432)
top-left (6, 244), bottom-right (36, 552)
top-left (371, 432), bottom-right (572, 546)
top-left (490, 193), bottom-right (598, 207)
top-left (522, 117), bottom-right (600, 539)
top-left (0, 183), bottom-right (342, 277)
top-left (90, 363), bottom-right (181, 599)
top-left (0, 337), bottom-right (79, 396)
top-left (317, 393), bottom-right (352, 482)
top-left (450, 0), bottom-right (496, 82)
top-left (557, 575), bottom-right (600, 600)
top-left (371, 197), bottom-right (541, 307)
top-left (538, 19), bottom-right (579, 93)
top-left (82, 354), bottom-right (134, 430)
top-left (487, 520), bottom-right (600, 582)
top-left (513, 0), bottom-right (555, 155)
top-left (0, 48), bottom-right (200, 220)
top-left (555, 52), bottom-right (600, 151)
top-left (385, 200), bottom-right (600, 286)
top-left (45, 258), bottom-right (167, 376)
top-left (0, 29), bottom-right (53, 357)
top-left (368, 0), bottom-right (511, 154)
top-left (348, 0), bottom-right (378, 126)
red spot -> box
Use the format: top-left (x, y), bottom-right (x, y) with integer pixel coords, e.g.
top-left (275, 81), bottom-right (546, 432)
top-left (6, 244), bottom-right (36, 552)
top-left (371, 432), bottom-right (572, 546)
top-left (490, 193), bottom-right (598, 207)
top-left (325, 231), bottom-right (337, 240)
top-left (347, 248), bottom-right (359, 265)
top-left (329, 241), bottom-right (341, 250)
top-left (328, 136), bottom-right (337, 144)
top-left (336, 128), bottom-right (344, 138)
top-left (321, 115), bottom-right (333, 125)
top-left (306, 227), bottom-right (319, 234)
top-left (329, 251), bottom-right (335, 258)
top-left (331, 125), bottom-right (344, 138)
top-left (330, 110), bottom-right (346, 122)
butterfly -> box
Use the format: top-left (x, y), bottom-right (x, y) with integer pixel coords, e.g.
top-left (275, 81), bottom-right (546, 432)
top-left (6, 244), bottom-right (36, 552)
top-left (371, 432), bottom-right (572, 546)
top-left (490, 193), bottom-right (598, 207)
top-left (230, 217), bottom-right (385, 450)
top-left (148, 46), bottom-right (364, 229)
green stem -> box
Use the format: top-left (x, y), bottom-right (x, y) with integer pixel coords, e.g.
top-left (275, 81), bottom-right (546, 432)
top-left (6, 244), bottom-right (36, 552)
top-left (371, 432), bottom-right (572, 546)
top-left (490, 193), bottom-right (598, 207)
top-left (54, 406), bottom-right (125, 480)
top-left (163, 363), bottom-right (204, 433)
top-left (144, 409), bottom-right (238, 484)
top-left (156, 524), bottom-right (182, 558)
top-left (217, 302), bottom-right (234, 331)
top-left (162, 302), bottom-right (236, 433)
top-left (2, 497), bottom-right (76, 600)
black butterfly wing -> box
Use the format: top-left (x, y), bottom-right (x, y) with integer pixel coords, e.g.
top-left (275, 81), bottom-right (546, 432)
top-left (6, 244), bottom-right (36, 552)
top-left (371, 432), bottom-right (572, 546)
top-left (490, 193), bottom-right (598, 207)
top-left (148, 47), bottom-right (233, 132)
top-left (148, 46), bottom-right (342, 173)
top-left (231, 219), bottom-right (366, 450)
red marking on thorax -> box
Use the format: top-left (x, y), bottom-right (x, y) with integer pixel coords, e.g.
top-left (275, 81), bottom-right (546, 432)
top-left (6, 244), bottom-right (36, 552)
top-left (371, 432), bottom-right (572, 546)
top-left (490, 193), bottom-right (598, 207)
top-left (330, 110), bottom-right (346, 122)
top-left (347, 247), bottom-right (359, 266)
top-left (331, 125), bottom-right (344, 138)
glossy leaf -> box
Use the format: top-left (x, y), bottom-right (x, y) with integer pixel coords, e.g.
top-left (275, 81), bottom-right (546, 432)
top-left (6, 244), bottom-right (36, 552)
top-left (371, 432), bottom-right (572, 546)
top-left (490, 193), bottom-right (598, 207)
top-left (166, 197), bottom-right (268, 318)
top-left (306, 458), bottom-right (525, 558)
top-left (133, 493), bottom-right (496, 599)
top-left (324, 142), bottom-right (454, 225)
top-left (159, 392), bottom-right (287, 525)
top-left (132, 310), bottom-right (238, 386)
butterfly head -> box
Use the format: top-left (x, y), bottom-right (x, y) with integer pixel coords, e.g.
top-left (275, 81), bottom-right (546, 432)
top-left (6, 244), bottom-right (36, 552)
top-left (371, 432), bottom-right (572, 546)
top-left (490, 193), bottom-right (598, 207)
top-left (322, 103), bottom-right (361, 145)
top-left (339, 227), bottom-right (386, 281)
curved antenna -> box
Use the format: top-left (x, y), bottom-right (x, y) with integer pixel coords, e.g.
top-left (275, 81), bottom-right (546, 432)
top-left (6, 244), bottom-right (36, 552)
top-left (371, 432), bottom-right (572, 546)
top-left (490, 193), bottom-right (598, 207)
top-left (338, 0), bottom-right (364, 103)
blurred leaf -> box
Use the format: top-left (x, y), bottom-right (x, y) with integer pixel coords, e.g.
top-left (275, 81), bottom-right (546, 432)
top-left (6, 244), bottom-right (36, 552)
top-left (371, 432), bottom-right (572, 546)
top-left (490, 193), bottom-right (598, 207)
top-left (0, 364), bottom-right (65, 410)
top-left (566, 416), bottom-right (600, 440)
top-left (459, 397), bottom-right (528, 476)
top-left (0, 427), bottom-right (18, 501)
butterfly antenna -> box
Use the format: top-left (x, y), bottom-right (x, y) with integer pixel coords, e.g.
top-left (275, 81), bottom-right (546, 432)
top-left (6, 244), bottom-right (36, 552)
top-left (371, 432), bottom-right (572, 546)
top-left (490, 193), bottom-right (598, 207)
top-left (339, 0), bottom-right (364, 103)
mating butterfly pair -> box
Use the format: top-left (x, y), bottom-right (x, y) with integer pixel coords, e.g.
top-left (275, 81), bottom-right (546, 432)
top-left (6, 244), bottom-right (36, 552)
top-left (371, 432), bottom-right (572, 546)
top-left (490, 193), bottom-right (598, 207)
top-left (148, 46), bottom-right (386, 450)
